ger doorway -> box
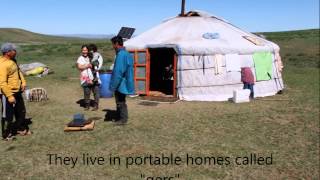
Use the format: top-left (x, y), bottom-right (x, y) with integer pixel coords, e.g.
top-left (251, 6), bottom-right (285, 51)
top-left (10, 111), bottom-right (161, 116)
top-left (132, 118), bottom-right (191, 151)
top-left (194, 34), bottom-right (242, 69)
top-left (148, 48), bottom-right (177, 97)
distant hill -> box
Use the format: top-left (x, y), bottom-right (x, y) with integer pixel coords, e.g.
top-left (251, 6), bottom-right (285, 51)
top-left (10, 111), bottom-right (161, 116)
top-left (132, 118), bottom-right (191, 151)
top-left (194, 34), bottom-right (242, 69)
top-left (59, 34), bottom-right (114, 39)
top-left (262, 29), bottom-right (319, 68)
top-left (0, 28), bottom-right (105, 44)
top-left (261, 29), bottom-right (320, 41)
top-left (1, 27), bottom-right (318, 44)
top-left (0, 28), bottom-right (318, 68)
top-left (0, 28), bottom-right (318, 69)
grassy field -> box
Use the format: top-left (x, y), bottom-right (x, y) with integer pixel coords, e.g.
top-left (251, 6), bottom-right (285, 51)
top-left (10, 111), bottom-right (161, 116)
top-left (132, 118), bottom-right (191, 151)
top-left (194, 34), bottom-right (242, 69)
top-left (0, 29), bottom-right (319, 179)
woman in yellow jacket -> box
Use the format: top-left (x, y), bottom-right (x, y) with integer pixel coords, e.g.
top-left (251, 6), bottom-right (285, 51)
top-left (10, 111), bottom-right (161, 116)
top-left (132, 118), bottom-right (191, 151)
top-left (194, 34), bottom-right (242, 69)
top-left (0, 43), bottom-right (31, 141)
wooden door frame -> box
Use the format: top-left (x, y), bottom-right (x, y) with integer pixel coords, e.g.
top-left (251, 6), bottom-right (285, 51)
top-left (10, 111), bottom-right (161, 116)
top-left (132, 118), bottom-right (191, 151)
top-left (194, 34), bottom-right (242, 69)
top-left (131, 48), bottom-right (178, 98)
top-left (173, 53), bottom-right (178, 97)
top-left (130, 49), bottom-right (150, 96)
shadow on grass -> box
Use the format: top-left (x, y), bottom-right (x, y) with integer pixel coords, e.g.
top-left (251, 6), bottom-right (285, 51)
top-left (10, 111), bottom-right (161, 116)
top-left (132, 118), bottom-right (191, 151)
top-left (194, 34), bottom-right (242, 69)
top-left (76, 99), bottom-right (96, 108)
top-left (138, 101), bottom-right (159, 106)
top-left (102, 109), bottom-right (118, 122)
top-left (5, 146), bottom-right (16, 151)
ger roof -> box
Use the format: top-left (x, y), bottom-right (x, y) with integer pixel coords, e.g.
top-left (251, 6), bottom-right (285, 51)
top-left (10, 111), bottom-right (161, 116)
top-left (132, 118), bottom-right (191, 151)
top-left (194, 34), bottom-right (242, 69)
top-left (125, 10), bottom-right (280, 55)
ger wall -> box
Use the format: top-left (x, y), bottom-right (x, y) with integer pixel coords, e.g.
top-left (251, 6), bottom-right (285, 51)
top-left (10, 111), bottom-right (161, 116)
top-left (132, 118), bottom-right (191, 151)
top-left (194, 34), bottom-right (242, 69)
top-left (177, 54), bottom-right (284, 101)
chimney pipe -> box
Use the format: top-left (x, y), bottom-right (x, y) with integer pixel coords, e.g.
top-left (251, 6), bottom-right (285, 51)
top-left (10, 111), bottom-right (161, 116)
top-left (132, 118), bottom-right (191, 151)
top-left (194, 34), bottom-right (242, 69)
top-left (180, 0), bottom-right (186, 16)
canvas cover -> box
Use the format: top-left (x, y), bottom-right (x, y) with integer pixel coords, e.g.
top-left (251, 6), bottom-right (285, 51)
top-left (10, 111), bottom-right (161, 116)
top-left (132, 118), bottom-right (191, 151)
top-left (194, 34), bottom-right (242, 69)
top-left (125, 10), bottom-right (280, 55)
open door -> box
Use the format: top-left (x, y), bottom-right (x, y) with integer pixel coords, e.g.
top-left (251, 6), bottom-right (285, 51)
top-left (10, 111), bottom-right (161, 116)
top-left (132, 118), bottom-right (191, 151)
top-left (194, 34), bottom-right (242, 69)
top-left (149, 48), bottom-right (177, 97)
top-left (130, 50), bottom-right (150, 95)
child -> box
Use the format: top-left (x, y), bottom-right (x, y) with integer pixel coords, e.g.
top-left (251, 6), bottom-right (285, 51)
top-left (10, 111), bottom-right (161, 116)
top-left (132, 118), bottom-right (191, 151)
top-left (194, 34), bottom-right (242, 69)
top-left (241, 67), bottom-right (255, 99)
top-left (88, 44), bottom-right (103, 85)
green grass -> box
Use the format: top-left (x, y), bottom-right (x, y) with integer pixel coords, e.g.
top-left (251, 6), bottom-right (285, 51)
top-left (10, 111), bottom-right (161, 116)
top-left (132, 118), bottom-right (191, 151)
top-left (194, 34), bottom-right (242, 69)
top-left (0, 29), bottom-right (319, 179)
top-left (263, 29), bottom-right (320, 68)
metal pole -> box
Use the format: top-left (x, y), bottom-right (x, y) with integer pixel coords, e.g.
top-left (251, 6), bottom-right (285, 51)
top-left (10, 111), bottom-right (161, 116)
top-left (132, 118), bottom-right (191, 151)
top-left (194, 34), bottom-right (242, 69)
top-left (180, 0), bottom-right (186, 16)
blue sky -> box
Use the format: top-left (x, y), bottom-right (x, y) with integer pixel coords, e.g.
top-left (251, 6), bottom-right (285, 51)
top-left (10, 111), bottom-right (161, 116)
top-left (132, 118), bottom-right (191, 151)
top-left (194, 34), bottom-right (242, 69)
top-left (0, 0), bottom-right (319, 35)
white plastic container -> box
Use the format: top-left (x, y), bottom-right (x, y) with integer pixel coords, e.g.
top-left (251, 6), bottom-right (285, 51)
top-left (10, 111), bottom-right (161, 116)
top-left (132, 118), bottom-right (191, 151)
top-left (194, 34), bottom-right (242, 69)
top-left (233, 89), bottom-right (251, 103)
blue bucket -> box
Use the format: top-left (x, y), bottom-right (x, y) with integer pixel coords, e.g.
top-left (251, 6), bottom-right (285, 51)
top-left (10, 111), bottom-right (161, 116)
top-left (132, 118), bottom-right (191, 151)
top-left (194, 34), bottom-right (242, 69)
top-left (99, 73), bottom-right (113, 98)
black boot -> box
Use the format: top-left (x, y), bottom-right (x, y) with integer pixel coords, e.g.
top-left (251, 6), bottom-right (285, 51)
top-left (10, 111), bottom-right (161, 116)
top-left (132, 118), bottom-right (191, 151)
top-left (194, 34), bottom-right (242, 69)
top-left (115, 103), bottom-right (128, 125)
top-left (1, 118), bottom-right (16, 140)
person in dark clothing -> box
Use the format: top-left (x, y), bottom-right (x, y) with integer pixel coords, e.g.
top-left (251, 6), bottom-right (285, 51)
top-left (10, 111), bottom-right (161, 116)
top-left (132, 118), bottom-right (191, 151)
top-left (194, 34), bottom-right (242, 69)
top-left (109, 36), bottom-right (135, 125)
top-left (0, 43), bottom-right (31, 141)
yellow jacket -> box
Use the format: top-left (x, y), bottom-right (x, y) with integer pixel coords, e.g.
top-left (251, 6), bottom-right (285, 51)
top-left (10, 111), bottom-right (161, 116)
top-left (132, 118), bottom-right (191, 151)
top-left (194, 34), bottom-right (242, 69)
top-left (0, 56), bottom-right (26, 100)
